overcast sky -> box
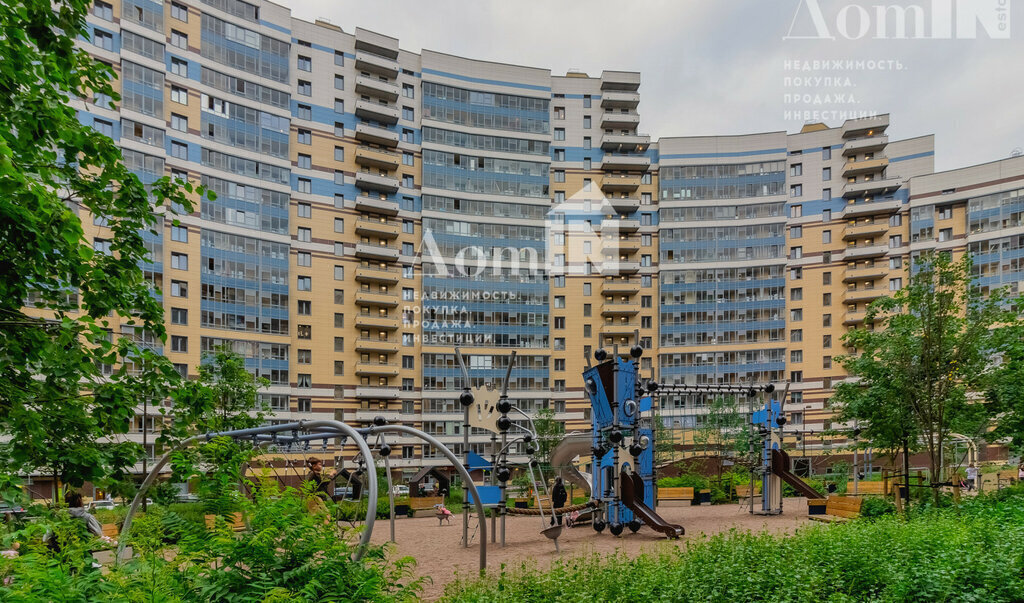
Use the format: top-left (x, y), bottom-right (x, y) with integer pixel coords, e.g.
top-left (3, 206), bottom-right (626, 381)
top-left (280, 0), bottom-right (1022, 172)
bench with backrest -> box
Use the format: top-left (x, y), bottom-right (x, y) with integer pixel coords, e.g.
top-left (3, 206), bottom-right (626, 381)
top-left (809, 495), bottom-right (862, 522)
top-left (997, 470), bottom-right (1019, 489)
top-left (846, 481), bottom-right (888, 495)
top-left (657, 487), bottom-right (695, 505)
top-left (205, 511), bottom-right (246, 532)
top-left (409, 496), bottom-right (444, 513)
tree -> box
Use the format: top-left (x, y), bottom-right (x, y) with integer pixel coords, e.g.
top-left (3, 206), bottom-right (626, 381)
top-left (984, 324), bottom-right (1024, 454)
top-left (172, 345), bottom-right (269, 436)
top-left (0, 0), bottom-right (202, 499)
top-left (652, 414), bottom-right (676, 465)
top-left (834, 254), bottom-right (1020, 504)
top-left (532, 408), bottom-right (564, 469)
top-left (691, 396), bottom-right (755, 466)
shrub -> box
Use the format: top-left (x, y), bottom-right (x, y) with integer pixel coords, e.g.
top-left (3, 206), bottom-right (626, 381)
top-left (443, 491), bottom-right (1024, 602)
top-left (859, 496), bottom-right (895, 518)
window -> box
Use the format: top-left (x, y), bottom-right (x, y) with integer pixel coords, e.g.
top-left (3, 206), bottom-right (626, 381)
top-left (791, 204), bottom-right (802, 218)
top-left (823, 188), bottom-right (832, 200)
top-left (403, 266), bottom-right (414, 279)
top-left (170, 225), bottom-right (188, 243)
top-left (334, 265), bottom-right (344, 280)
top-left (297, 55), bottom-right (311, 71)
top-left (402, 174), bottom-right (414, 188)
top-left (823, 293), bottom-right (832, 306)
top-left (889, 214), bottom-right (902, 227)
top-left (823, 356), bottom-right (832, 369)
top-left (790, 225), bottom-right (802, 239)
top-left (296, 202), bottom-right (311, 219)
top-left (554, 359), bottom-right (566, 371)
top-left (583, 95), bottom-right (592, 108)
top-left (170, 141), bottom-right (187, 159)
top-left (170, 30), bottom-right (187, 49)
top-left (333, 313), bottom-right (344, 328)
top-left (297, 129), bottom-right (311, 145)
top-left (554, 128), bottom-right (565, 141)
top-left (791, 246), bottom-right (802, 259)
top-left (790, 267), bottom-right (802, 280)
top-left (823, 334), bottom-right (832, 348)
top-left (334, 75), bottom-right (344, 90)
top-left (298, 325), bottom-right (311, 339)
top-left (554, 170), bottom-right (565, 183)
top-left (334, 289), bottom-right (345, 304)
top-left (402, 242), bottom-right (414, 255)
top-left (554, 107), bottom-right (565, 119)
top-left (823, 146), bottom-right (832, 160)
top-left (790, 163), bottom-right (803, 176)
top-left (889, 235), bottom-right (903, 248)
top-left (937, 206), bottom-right (953, 220)
top-left (170, 335), bottom-right (188, 353)
top-left (790, 371), bottom-right (803, 383)
top-left (171, 308), bottom-right (188, 325)
top-left (554, 338), bottom-right (565, 351)
top-left (790, 329), bottom-right (802, 342)
top-left (890, 277), bottom-right (903, 291)
top-left (822, 230), bottom-right (831, 244)
top-left (791, 184), bottom-right (803, 197)
top-left (297, 349), bottom-right (311, 364)
top-left (297, 276), bottom-right (311, 291)
top-left (165, 116), bottom-right (187, 137)
top-left (93, 29), bottom-right (113, 51)
top-left (890, 256), bottom-right (903, 270)
top-left (171, 86), bottom-right (188, 104)
top-left (402, 129), bottom-right (414, 143)
top-left (170, 57), bottom-right (188, 77)
top-left (554, 317), bottom-right (565, 329)
top-left (790, 308), bottom-right (803, 321)
top-left (583, 115), bottom-right (591, 129)
top-left (170, 2), bottom-right (187, 21)
top-left (791, 350), bottom-right (803, 363)
top-left (92, 118), bottom-right (113, 137)
top-left (822, 209), bottom-right (831, 222)
top-left (583, 136), bottom-right (591, 150)
top-left (333, 98), bottom-right (345, 114)
top-left (298, 80), bottom-right (311, 95)
top-left (298, 300), bottom-right (311, 315)
top-left (297, 227), bottom-right (311, 242)
top-left (296, 251), bottom-right (311, 267)
top-left (553, 149), bottom-right (565, 161)
top-left (297, 374), bottom-right (312, 388)
top-left (334, 361), bottom-right (345, 376)
top-left (402, 83), bottom-right (415, 98)
top-left (402, 106), bottom-right (414, 121)
top-left (938, 228), bottom-right (952, 242)
top-left (790, 288), bottom-right (803, 301)
top-left (94, 1), bottom-right (113, 20)
top-left (823, 272), bottom-right (832, 285)
top-left (402, 355), bottom-right (414, 369)
top-left (296, 154), bottom-right (311, 169)
top-left (170, 252), bottom-right (188, 270)
top-left (171, 280), bottom-right (187, 297)
top-left (823, 314), bottom-right (831, 327)
top-left (297, 398), bottom-right (312, 412)
top-left (334, 50), bottom-right (344, 66)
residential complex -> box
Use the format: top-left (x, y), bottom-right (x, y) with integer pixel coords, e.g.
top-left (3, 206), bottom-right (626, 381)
top-left (64, 0), bottom-right (1024, 477)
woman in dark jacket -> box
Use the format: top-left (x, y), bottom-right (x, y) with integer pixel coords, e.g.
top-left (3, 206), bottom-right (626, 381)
top-left (551, 477), bottom-right (568, 525)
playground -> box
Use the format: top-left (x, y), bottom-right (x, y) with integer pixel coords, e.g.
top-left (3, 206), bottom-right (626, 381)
top-left (369, 498), bottom-right (811, 600)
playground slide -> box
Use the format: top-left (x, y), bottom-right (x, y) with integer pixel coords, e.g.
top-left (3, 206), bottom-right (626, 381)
top-left (770, 449), bottom-right (822, 499)
top-left (620, 469), bottom-right (684, 538)
top-left (550, 433), bottom-right (593, 495)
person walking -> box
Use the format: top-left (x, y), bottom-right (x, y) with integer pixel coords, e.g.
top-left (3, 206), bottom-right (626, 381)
top-left (305, 457), bottom-right (338, 500)
top-left (551, 477), bottom-right (568, 525)
top-left (966, 463), bottom-right (979, 492)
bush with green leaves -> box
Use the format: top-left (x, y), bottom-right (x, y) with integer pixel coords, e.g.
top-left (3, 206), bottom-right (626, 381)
top-left (443, 490), bottom-right (1024, 602)
top-left (0, 477), bottom-right (423, 601)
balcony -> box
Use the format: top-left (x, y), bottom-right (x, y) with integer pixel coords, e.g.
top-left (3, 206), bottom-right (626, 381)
top-left (355, 264), bottom-right (400, 285)
top-left (841, 115), bottom-right (889, 139)
top-left (601, 155), bottom-right (651, 171)
top-left (842, 222), bottom-right (890, 241)
top-left (600, 218), bottom-right (640, 233)
top-left (842, 177), bottom-right (903, 198)
top-left (602, 301), bottom-right (640, 316)
top-left (355, 217), bottom-right (400, 239)
top-left (601, 321), bottom-right (640, 336)
top-left (607, 197), bottom-right (640, 213)
top-left (600, 133), bottom-right (651, 152)
top-left (843, 265), bottom-right (889, 282)
top-left (354, 51), bottom-right (399, 79)
top-left (602, 278), bottom-right (642, 295)
top-left (355, 75), bottom-right (399, 101)
top-left (354, 195), bottom-right (400, 216)
top-left (843, 310), bottom-right (870, 325)
top-left (355, 122), bottom-right (400, 147)
top-left (352, 409), bottom-right (403, 424)
top-left (355, 242), bottom-right (400, 262)
top-left (604, 235), bottom-right (641, 253)
top-left (354, 27), bottom-right (399, 60)
top-left (355, 362), bottom-right (400, 377)
top-left (600, 70), bottom-right (641, 91)
top-left (844, 244), bottom-right (889, 260)
top-left (600, 90), bottom-right (640, 109)
top-left (353, 386), bottom-right (401, 400)
top-left (600, 261), bottom-right (641, 275)
top-left (601, 111), bottom-right (641, 129)
top-left (601, 174), bottom-right (642, 193)
top-left (354, 314), bottom-right (400, 330)
top-left (842, 157), bottom-right (890, 177)
top-left (844, 287), bottom-right (888, 303)
top-left (840, 199), bottom-right (902, 221)
top-left (355, 338), bottom-right (400, 354)
top-left (842, 135), bottom-right (889, 156)
top-left (355, 145), bottom-right (401, 170)
top-left (355, 171), bottom-right (400, 194)
top-left (355, 99), bottom-right (400, 125)
top-left (355, 290), bottom-right (399, 307)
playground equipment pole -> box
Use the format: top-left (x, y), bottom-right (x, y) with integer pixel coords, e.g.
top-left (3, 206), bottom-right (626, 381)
top-left (610, 346), bottom-right (620, 530)
top-left (382, 437), bottom-right (396, 543)
top-left (455, 347), bottom-right (470, 550)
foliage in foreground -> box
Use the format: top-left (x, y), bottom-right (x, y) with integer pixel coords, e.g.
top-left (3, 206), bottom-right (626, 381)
top-left (0, 477), bottom-right (423, 602)
top-left (443, 488), bottom-right (1024, 602)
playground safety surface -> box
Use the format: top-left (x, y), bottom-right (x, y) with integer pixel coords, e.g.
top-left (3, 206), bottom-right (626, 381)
top-left (370, 497), bottom-right (812, 600)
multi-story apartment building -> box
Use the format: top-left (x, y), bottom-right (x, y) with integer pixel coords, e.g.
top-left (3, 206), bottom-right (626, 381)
top-left (64, 0), bottom-right (1020, 479)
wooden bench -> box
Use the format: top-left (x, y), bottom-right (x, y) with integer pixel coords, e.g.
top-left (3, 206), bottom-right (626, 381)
top-left (809, 496), bottom-right (863, 522)
top-left (997, 470), bottom-right (1019, 490)
top-left (658, 487), bottom-right (695, 504)
top-left (409, 496), bottom-right (444, 512)
top-left (846, 481), bottom-right (888, 495)
top-left (205, 512), bottom-right (245, 532)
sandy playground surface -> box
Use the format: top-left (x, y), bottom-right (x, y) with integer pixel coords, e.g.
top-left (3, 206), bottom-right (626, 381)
top-left (368, 497), bottom-right (812, 600)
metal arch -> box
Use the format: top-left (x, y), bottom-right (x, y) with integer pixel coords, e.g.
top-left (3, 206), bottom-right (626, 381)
top-left (367, 424), bottom-right (488, 572)
top-left (115, 420), bottom-right (378, 565)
